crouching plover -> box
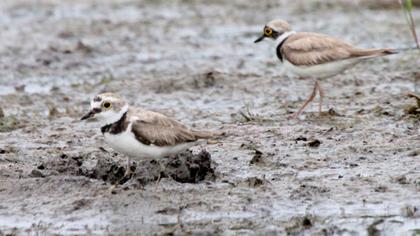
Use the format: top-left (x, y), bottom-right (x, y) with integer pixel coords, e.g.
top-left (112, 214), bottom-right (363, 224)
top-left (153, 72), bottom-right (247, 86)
top-left (81, 92), bottom-right (223, 177)
top-left (255, 19), bottom-right (397, 119)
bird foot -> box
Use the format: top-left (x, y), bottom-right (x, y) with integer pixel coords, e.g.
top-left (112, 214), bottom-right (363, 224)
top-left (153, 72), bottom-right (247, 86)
top-left (118, 165), bottom-right (135, 185)
top-left (288, 112), bottom-right (301, 120)
top-left (123, 167), bottom-right (135, 179)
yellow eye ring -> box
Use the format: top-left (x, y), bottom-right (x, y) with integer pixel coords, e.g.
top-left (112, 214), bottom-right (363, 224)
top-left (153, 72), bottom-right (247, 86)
top-left (102, 101), bottom-right (112, 109)
top-left (264, 28), bottom-right (273, 36)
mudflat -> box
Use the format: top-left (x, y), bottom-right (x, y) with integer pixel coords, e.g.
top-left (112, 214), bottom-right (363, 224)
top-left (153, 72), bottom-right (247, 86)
top-left (0, 0), bottom-right (419, 234)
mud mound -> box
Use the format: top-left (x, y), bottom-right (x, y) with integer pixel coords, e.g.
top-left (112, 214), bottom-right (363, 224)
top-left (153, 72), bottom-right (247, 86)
top-left (37, 149), bottom-right (215, 186)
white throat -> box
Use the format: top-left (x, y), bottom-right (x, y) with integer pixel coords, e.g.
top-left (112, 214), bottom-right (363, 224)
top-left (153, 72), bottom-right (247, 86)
top-left (276, 31), bottom-right (296, 46)
top-left (102, 104), bottom-right (129, 126)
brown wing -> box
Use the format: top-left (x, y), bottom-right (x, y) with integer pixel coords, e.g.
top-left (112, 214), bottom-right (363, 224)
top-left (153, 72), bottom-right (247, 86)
top-left (130, 109), bottom-right (205, 146)
top-left (281, 32), bottom-right (355, 66)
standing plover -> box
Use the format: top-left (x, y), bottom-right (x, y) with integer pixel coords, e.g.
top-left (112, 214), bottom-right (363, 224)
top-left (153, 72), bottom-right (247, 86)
top-left (81, 92), bottom-right (222, 176)
top-left (255, 19), bottom-right (396, 119)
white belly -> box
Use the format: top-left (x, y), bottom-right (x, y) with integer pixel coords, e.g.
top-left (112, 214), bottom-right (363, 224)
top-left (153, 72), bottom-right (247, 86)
top-left (103, 130), bottom-right (195, 160)
top-left (283, 58), bottom-right (361, 79)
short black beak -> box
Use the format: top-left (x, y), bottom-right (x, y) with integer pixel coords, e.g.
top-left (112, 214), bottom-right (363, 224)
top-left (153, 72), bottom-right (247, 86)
top-left (81, 110), bottom-right (95, 120)
top-left (254, 35), bottom-right (265, 43)
top-left (81, 108), bottom-right (101, 120)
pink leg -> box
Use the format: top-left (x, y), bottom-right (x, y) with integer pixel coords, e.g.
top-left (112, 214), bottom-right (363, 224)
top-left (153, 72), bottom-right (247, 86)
top-left (289, 81), bottom-right (318, 119)
top-left (316, 81), bottom-right (324, 114)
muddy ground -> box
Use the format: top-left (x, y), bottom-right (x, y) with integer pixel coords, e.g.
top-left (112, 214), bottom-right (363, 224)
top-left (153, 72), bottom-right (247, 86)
top-left (0, 0), bottom-right (419, 235)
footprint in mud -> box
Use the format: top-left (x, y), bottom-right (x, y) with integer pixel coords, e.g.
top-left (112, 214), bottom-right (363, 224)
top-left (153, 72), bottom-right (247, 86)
top-left (36, 149), bottom-right (215, 187)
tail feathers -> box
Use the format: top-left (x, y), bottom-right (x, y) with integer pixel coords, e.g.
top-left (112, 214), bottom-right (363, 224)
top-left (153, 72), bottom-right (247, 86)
top-left (192, 129), bottom-right (226, 139)
top-left (380, 48), bottom-right (398, 55)
top-left (351, 48), bottom-right (398, 58)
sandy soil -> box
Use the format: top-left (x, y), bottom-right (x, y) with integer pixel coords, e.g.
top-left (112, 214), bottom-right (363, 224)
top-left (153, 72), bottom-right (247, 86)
top-left (0, 0), bottom-right (419, 235)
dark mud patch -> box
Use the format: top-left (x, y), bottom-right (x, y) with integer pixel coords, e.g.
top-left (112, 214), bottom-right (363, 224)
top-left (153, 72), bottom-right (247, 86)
top-left (153, 70), bottom-right (226, 94)
top-left (37, 149), bottom-right (215, 186)
top-left (0, 114), bottom-right (24, 132)
top-left (289, 183), bottom-right (330, 200)
top-left (285, 215), bottom-right (316, 234)
top-left (0, 0), bottom-right (419, 234)
top-left (404, 93), bottom-right (420, 118)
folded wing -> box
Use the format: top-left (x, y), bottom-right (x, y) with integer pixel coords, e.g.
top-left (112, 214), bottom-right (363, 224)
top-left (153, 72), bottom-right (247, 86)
top-left (130, 109), bottom-right (217, 146)
top-left (282, 32), bottom-right (355, 66)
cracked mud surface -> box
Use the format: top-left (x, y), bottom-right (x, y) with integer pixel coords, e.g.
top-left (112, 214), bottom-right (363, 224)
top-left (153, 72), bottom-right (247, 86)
top-left (0, 0), bottom-right (419, 234)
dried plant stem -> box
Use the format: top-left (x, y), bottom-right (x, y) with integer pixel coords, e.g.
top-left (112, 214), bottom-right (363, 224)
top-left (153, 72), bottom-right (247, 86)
top-left (399, 0), bottom-right (420, 51)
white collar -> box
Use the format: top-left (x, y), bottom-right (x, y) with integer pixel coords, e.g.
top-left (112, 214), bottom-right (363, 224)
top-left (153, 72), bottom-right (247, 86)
top-left (276, 31), bottom-right (296, 46)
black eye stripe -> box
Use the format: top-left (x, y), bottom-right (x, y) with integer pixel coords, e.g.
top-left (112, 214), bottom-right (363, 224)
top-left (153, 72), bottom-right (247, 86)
top-left (93, 96), bottom-right (102, 102)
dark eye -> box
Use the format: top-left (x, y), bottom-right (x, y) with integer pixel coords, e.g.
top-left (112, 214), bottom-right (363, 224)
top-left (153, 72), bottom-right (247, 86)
top-left (264, 28), bottom-right (273, 36)
top-left (103, 102), bottom-right (112, 109)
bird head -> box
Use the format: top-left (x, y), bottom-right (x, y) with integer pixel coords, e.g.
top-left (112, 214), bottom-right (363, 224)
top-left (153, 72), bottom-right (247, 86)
top-left (254, 19), bottom-right (292, 43)
top-left (81, 92), bottom-right (129, 126)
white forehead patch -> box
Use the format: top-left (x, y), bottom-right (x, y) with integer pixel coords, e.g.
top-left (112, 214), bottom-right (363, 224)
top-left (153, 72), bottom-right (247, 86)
top-left (90, 95), bottom-right (123, 109)
top-left (91, 100), bottom-right (100, 108)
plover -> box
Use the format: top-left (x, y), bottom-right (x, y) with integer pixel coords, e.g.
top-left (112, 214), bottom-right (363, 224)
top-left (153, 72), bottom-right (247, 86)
top-left (81, 92), bottom-right (222, 176)
top-left (255, 19), bottom-right (397, 118)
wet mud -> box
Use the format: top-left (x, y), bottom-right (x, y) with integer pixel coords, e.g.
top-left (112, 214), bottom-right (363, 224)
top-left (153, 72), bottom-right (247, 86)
top-left (0, 0), bottom-right (419, 235)
top-left (36, 149), bottom-right (214, 186)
